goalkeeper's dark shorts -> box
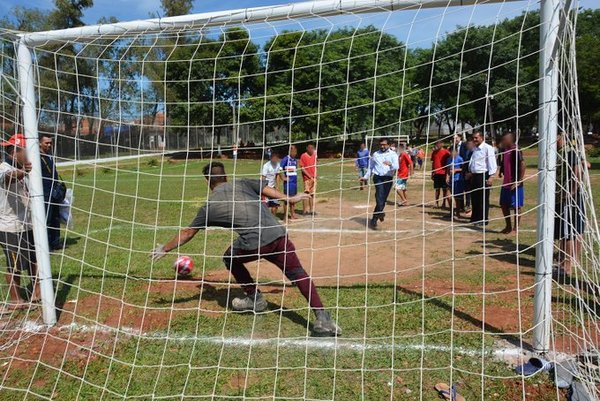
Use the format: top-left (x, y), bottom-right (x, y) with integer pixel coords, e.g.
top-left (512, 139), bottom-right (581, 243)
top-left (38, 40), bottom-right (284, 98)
top-left (0, 230), bottom-right (36, 273)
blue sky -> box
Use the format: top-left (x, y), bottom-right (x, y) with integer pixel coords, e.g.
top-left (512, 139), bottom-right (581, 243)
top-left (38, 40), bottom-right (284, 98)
top-left (1, 0), bottom-right (598, 48)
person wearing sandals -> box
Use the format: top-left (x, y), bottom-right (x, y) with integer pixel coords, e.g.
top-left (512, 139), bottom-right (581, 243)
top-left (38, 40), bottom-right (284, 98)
top-left (0, 134), bottom-right (40, 313)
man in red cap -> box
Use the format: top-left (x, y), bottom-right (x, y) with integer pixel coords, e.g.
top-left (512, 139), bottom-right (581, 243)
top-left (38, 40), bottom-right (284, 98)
top-left (0, 134), bottom-right (40, 312)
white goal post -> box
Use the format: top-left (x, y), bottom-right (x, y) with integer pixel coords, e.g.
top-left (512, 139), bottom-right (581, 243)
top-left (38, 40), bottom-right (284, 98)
top-left (15, 0), bottom-right (560, 352)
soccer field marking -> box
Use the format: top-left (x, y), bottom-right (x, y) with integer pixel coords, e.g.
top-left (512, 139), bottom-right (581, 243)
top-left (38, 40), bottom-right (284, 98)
top-left (85, 224), bottom-right (536, 236)
top-left (16, 320), bottom-right (527, 361)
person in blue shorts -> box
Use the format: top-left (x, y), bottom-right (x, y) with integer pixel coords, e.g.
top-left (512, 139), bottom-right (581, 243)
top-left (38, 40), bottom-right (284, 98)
top-left (498, 131), bottom-right (525, 234)
top-left (446, 148), bottom-right (465, 219)
top-left (356, 143), bottom-right (370, 190)
top-left (280, 145), bottom-right (299, 220)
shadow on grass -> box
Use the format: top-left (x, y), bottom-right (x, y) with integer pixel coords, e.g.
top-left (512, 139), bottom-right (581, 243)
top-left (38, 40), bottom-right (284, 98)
top-left (397, 286), bottom-right (534, 351)
top-left (466, 239), bottom-right (536, 268)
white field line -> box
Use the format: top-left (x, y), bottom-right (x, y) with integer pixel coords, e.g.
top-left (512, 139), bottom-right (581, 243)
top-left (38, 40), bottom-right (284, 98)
top-left (14, 320), bottom-right (527, 360)
top-left (85, 224), bottom-right (536, 236)
top-left (56, 152), bottom-right (165, 168)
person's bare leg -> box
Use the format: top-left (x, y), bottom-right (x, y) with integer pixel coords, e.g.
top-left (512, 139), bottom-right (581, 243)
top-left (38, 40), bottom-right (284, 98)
top-left (303, 197), bottom-right (309, 214)
top-left (4, 271), bottom-right (27, 307)
top-left (444, 189), bottom-right (451, 208)
top-left (289, 202), bottom-right (298, 220)
top-left (435, 189), bottom-right (440, 207)
top-left (561, 239), bottom-right (574, 275)
top-left (29, 263), bottom-right (41, 303)
top-left (501, 205), bottom-right (512, 234)
top-left (309, 196), bottom-right (314, 214)
top-left (513, 208), bottom-right (521, 234)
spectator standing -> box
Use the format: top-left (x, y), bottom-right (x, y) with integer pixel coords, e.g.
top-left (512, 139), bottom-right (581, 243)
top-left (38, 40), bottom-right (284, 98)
top-left (281, 145), bottom-right (300, 220)
top-left (554, 132), bottom-right (585, 277)
top-left (0, 134), bottom-right (40, 312)
top-left (359, 138), bottom-right (399, 229)
top-left (431, 141), bottom-right (451, 208)
top-left (395, 144), bottom-right (413, 206)
top-left (300, 144), bottom-right (317, 215)
top-left (39, 133), bottom-right (64, 251)
top-left (446, 148), bottom-right (465, 219)
top-left (356, 143), bottom-right (370, 191)
top-left (261, 152), bottom-right (282, 215)
top-left (498, 132), bottom-right (526, 234)
top-left (467, 131), bottom-right (497, 226)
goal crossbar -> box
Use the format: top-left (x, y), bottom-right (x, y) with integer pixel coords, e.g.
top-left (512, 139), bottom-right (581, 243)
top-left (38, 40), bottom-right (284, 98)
top-left (20, 0), bottom-right (522, 46)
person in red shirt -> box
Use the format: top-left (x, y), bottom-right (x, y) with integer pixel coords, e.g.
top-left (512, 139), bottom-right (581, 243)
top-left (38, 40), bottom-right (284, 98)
top-left (395, 144), bottom-right (413, 206)
top-left (300, 144), bottom-right (317, 215)
top-left (431, 140), bottom-right (451, 208)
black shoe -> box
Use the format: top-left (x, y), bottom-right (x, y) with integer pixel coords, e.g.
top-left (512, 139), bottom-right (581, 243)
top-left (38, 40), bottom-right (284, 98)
top-left (368, 218), bottom-right (378, 230)
top-left (378, 213), bottom-right (385, 222)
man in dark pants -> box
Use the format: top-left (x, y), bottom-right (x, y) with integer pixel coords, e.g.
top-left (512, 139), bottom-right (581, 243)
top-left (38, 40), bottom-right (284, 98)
top-left (150, 162), bottom-right (341, 336)
top-left (359, 138), bottom-right (399, 229)
top-left (467, 131), bottom-right (497, 225)
top-left (39, 133), bottom-right (62, 251)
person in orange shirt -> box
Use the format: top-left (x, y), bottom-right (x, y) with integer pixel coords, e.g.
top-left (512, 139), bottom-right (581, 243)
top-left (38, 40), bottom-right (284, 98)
top-left (395, 144), bottom-right (414, 206)
top-left (431, 140), bottom-right (451, 208)
top-left (300, 144), bottom-right (317, 215)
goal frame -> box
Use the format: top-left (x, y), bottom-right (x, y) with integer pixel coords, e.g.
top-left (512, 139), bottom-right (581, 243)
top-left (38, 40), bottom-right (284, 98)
top-left (14, 0), bottom-right (561, 353)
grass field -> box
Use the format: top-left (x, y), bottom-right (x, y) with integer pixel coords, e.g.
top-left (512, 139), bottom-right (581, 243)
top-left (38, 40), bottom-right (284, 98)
top-left (0, 151), bottom-right (598, 400)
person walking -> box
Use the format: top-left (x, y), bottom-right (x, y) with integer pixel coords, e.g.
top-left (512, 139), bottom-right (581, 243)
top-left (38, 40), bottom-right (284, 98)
top-left (359, 138), bottom-right (399, 229)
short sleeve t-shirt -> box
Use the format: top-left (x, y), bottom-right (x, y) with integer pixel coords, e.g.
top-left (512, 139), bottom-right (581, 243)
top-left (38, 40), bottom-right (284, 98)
top-left (450, 156), bottom-right (464, 182)
top-left (300, 152), bottom-right (317, 179)
top-left (261, 161), bottom-right (281, 188)
top-left (189, 179), bottom-right (286, 250)
top-left (397, 152), bottom-right (413, 179)
top-left (280, 156), bottom-right (298, 186)
top-left (431, 148), bottom-right (451, 175)
top-left (0, 162), bottom-right (31, 233)
top-left (356, 148), bottom-right (370, 168)
top-left (501, 145), bottom-right (524, 188)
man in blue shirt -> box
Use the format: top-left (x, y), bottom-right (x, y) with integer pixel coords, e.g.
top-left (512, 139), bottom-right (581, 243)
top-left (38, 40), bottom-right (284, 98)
top-left (280, 145), bottom-right (299, 220)
top-left (355, 143), bottom-right (370, 191)
top-left (359, 138), bottom-right (399, 229)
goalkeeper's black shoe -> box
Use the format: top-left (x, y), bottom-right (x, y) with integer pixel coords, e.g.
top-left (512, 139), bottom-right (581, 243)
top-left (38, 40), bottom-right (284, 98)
top-left (313, 310), bottom-right (341, 337)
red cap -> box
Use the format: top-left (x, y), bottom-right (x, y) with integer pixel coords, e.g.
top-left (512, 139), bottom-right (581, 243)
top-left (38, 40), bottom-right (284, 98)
top-left (1, 134), bottom-right (26, 148)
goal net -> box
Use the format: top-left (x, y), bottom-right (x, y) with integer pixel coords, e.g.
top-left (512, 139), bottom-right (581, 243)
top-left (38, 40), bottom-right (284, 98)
top-left (0, 0), bottom-right (598, 399)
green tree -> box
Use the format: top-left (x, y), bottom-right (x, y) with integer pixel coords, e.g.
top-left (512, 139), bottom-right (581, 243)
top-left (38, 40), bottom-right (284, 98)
top-left (161, 0), bottom-right (194, 17)
top-left (576, 9), bottom-right (600, 131)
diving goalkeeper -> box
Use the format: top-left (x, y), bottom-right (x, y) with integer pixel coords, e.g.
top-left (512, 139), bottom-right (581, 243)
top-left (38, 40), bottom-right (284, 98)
top-left (150, 162), bottom-right (341, 337)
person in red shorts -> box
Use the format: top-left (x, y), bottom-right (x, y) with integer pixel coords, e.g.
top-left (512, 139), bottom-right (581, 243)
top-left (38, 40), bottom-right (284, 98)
top-left (150, 162), bottom-right (340, 336)
top-left (431, 140), bottom-right (451, 208)
top-left (300, 144), bottom-right (317, 215)
top-left (395, 144), bottom-right (413, 206)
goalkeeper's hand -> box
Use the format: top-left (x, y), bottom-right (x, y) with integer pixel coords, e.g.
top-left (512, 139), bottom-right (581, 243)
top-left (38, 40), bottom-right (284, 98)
top-left (288, 193), bottom-right (310, 204)
top-left (150, 244), bottom-right (167, 262)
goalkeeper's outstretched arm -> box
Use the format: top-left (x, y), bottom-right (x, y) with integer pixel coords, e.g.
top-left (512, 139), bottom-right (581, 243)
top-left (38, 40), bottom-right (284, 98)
top-left (151, 227), bottom-right (200, 262)
top-left (262, 185), bottom-right (309, 205)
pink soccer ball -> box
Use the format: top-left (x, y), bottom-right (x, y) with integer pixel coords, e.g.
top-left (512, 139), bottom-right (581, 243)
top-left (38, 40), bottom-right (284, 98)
top-left (174, 255), bottom-right (194, 276)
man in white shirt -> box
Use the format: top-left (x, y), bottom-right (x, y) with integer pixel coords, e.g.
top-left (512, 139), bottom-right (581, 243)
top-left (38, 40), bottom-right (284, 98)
top-left (0, 134), bottom-right (39, 312)
top-left (359, 138), bottom-right (399, 229)
top-left (261, 152), bottom-right (282, 215)
top-left (467, 131), bottom-right (498, 225)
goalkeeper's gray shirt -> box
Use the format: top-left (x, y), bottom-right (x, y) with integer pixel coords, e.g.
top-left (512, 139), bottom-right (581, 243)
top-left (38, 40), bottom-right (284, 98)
top-left (189, 179), bottom-right (286, 250)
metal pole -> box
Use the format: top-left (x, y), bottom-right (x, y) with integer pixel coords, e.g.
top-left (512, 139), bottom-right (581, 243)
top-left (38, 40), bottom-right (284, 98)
top-left (17, 42), bottom-right (57, 326)
top-left (533, 0), bottom-right (560, 352)
top-left (20, 0), bottom-right (524, 46)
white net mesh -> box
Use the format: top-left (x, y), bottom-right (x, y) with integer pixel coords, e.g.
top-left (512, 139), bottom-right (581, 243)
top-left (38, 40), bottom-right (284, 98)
top-left (0, 0), bottom-right (598, 399)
